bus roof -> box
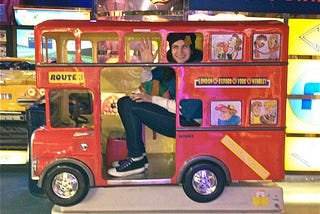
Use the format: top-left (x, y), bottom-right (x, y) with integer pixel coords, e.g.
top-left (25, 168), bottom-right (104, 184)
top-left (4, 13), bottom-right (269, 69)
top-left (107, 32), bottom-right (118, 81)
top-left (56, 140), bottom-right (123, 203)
top-left (35, 20), bottom-right (288, 32)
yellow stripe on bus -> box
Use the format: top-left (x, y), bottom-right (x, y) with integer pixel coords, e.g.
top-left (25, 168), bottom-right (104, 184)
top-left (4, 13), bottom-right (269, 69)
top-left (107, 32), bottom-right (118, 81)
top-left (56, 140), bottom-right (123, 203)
top-left (221, 135), bottom-right (270, 179)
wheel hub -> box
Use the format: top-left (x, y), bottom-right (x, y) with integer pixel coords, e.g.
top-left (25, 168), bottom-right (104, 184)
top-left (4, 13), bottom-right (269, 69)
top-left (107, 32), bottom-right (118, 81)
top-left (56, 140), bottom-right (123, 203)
top-left (52, 172), bottom-right (79, 198)
top-left (192, 169), bottom-right (217, 195)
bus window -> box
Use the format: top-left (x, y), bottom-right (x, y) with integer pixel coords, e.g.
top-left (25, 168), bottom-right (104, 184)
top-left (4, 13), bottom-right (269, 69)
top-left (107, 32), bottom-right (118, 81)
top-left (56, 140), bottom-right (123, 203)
top-left (50, 89), bottom-right (93, 128)
top-left (124, 33), bottom-right (161, 63)
top-left (211, 34), bottom-right (243, 60)
top-left (41, 32), bottom-right (76, 63)
top-left (253, 34), bottom-right (281, 60)
top-left (82, 33), bottom-right (119, 63)
top-left (66, 40), bottom-right (76, 63)
top-left (166, 33), bottom-right (203, 62)
top-left (97, 41), bottom-right (119, 63)
top-left (211, 101), bottom-right (242, 126)
top-left (179, 99), bottom-right (202, 126)
top-left (41, 36), bottom-right (56, 63)
top-left (250, 99), bottom-right (278, 125)
top-left (81, 40), bottom-right (93, 63)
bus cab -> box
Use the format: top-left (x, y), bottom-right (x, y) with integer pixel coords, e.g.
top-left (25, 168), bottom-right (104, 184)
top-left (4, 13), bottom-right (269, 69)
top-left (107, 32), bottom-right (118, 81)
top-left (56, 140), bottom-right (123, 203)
top-left (30, 20), bottom-right (288, 206)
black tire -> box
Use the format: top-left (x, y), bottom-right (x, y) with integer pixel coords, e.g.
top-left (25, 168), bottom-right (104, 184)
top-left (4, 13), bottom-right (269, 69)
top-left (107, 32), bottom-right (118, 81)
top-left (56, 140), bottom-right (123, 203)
top-left (43, 165), bottom-right (89, 206)
top-left (182, 163), bottom-right (226, 203)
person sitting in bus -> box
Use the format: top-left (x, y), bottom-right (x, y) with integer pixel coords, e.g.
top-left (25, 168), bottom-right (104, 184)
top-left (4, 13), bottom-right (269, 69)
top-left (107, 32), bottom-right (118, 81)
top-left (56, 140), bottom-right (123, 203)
top-left (108, 33), bottom-right (203, 177)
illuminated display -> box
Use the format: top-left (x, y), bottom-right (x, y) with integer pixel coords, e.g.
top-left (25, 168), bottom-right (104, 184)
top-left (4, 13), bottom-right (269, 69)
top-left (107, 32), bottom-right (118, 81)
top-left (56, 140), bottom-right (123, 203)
top-left (286, 59), bottom-right (319, 171)
top-left (14, 6), bottom-right (90, 26)
top-left (16, 28), bottom-right (35, 59)
top-left (288, 19), bottom-right (320, 56)
top-left (287, 59), bottom-right (320, 134)
top-left (285, 137), bottom-right (320, 171)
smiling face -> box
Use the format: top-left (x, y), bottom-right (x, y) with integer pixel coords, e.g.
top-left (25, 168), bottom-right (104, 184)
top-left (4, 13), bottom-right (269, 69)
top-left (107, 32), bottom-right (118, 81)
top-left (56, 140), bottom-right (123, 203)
top-left (170, 40), bottom-right (191, 63)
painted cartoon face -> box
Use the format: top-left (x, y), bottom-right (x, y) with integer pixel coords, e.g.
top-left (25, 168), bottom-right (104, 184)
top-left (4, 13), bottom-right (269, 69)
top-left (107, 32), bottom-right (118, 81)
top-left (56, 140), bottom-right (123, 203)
top-left (268, 35), bottom-right (278, 49)
top-left (252, 102), bottom-right (262, 116)
top-left (228, 36), bottom-right (237, 48)
top-left (219, 111), bottom-right (232, 121)
top-left (266, 106), bottom-right (276, 115)
top-left (170, 40), bottom-right (191, 63)
top-left (255, 38), bottom-right (266, 49)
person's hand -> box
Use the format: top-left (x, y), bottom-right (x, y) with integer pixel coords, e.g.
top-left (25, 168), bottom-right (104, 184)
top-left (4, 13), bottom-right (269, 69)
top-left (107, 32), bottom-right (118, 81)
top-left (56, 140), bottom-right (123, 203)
top-left (130, 92), bottom-right (152, 103)
top-left (138, 39), bottom-right (158, 63)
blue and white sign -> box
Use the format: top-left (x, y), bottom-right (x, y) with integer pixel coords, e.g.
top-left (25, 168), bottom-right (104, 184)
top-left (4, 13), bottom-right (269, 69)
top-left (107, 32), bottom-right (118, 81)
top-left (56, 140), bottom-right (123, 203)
top-left (287, 59), bottom-right (320, 134)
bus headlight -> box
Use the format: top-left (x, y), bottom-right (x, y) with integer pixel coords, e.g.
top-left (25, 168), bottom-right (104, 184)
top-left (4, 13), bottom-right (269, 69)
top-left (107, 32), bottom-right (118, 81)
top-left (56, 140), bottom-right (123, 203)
top-left (39, 88), bottom-right (45, 96)
top-left (27, 87), bottom-right (37, 97)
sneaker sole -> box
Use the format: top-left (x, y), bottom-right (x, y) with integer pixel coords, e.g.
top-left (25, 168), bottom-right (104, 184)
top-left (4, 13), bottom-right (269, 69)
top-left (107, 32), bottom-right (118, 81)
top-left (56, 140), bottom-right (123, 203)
top-left (108, 166), bottom-right (146, 177)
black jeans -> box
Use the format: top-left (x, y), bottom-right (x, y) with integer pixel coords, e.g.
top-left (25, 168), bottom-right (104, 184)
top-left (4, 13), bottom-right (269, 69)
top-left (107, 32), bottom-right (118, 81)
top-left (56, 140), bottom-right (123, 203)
top-left (117, 96), bottom-right (176, 158)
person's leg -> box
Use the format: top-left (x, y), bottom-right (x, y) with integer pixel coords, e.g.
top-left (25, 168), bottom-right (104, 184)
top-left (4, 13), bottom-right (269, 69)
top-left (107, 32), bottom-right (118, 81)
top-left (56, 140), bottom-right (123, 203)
top-left (109, 96), bottom-right (176, 177)
top-left (117, 96), bottom-right (145, 158)
top-left (133, 101), bottom-right (176, 138)
top-left (117, 96), bottom-right (176, 157)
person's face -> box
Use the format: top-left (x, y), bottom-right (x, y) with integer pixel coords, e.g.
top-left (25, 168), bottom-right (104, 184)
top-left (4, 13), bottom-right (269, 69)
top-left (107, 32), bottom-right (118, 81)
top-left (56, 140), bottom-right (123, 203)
top-left (170, 40), bottom-right (191, 63)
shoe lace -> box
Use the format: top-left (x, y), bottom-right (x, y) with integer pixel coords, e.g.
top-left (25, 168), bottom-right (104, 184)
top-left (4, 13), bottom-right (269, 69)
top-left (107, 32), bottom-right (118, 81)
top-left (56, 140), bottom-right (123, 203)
top-left (117, 157), bottom-right (134, 170)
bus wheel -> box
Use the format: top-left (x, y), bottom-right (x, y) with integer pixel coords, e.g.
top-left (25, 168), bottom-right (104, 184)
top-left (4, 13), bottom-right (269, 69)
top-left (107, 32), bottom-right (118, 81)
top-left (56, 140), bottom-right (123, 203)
top-left (182, 163), bottom-right (226, 203)
top-left (43, 165), bottom-right (89, 206)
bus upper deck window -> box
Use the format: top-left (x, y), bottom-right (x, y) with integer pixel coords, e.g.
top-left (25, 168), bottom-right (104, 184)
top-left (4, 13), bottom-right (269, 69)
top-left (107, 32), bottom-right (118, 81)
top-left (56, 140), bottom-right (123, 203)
top-left (125, 33), bottom-right (161, 63)
top-left (166, 33), bottom-right (203, 63)
top-left (211, 33), bottom-right (243, 61)
top-left (97, 41), bottom-right (119, 63)
top-left (82, 33), bottom-right (119, 63)
top-left (66, 40), bottom-right (76, 63)
top-left (252, 34), bottom-right (281, 60)
top-left (81, 41), bottom-right (93, 63)
top-left (41, 36), bottom-right (56, 63)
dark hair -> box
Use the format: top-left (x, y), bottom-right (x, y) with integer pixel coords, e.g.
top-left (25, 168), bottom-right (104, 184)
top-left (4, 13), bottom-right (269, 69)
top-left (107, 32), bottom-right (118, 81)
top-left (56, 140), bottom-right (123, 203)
top-left (166, 33), bottom-right (203, 63)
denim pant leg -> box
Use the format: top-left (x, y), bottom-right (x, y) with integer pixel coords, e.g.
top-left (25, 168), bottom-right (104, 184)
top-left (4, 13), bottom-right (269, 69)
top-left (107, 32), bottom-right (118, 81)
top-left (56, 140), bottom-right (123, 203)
top-left (117, 96), bottom-right (176, 158)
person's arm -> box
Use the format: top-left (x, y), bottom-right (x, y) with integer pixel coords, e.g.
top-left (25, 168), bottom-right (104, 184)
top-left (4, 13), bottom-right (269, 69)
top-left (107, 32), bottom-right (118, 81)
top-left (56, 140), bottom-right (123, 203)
top-left (140, 67), bottom-right (154, 83)
top-left (151, 96), bottom-right (176, 113)
top-left (138, 39), bottom-right (158, 83)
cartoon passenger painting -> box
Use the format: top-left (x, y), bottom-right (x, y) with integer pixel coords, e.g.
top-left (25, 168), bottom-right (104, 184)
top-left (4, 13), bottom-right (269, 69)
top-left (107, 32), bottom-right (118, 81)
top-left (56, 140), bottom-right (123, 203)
top-left (260, 100), bottom-right (277, 124)
top-left (253, 34), bottom-right (280, 60)
top-left (215, 42), bottom-right (228, 59)
top-left (268, 34), bottom-right (280, 60)
top-left (226, 34), bottom-right (242, 60)
top-left (250, 101), bottom-right (263, 124)
top-left (211, 34), bottom-right (243, 60)
top-left (214, 104), bottom-right (241, 126)
top-left (253, 34), bottom-right (267, 59)
top-left (250, 99), bottom-right (278, 125)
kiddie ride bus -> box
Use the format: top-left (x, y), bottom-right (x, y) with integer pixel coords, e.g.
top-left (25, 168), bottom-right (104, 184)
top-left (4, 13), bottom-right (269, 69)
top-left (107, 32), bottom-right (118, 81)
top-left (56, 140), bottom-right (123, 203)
top-left (29, 20), bottom-right (288, 207)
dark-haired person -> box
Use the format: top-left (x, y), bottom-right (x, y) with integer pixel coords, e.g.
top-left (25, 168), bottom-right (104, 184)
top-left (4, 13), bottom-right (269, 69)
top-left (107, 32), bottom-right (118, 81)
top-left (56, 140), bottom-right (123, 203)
top-left (108, 33), bottom-right (202, 177)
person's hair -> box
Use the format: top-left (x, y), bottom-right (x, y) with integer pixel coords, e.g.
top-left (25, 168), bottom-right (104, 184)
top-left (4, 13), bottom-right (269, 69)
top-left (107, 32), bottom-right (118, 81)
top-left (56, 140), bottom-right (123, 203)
top-left (166, 33), bottom-right (203, 63)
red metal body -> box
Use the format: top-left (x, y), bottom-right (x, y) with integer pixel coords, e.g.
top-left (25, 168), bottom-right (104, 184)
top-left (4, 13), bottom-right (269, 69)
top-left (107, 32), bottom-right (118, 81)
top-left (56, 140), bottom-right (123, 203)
top-left (31, 20), bottom-right (288, 189)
